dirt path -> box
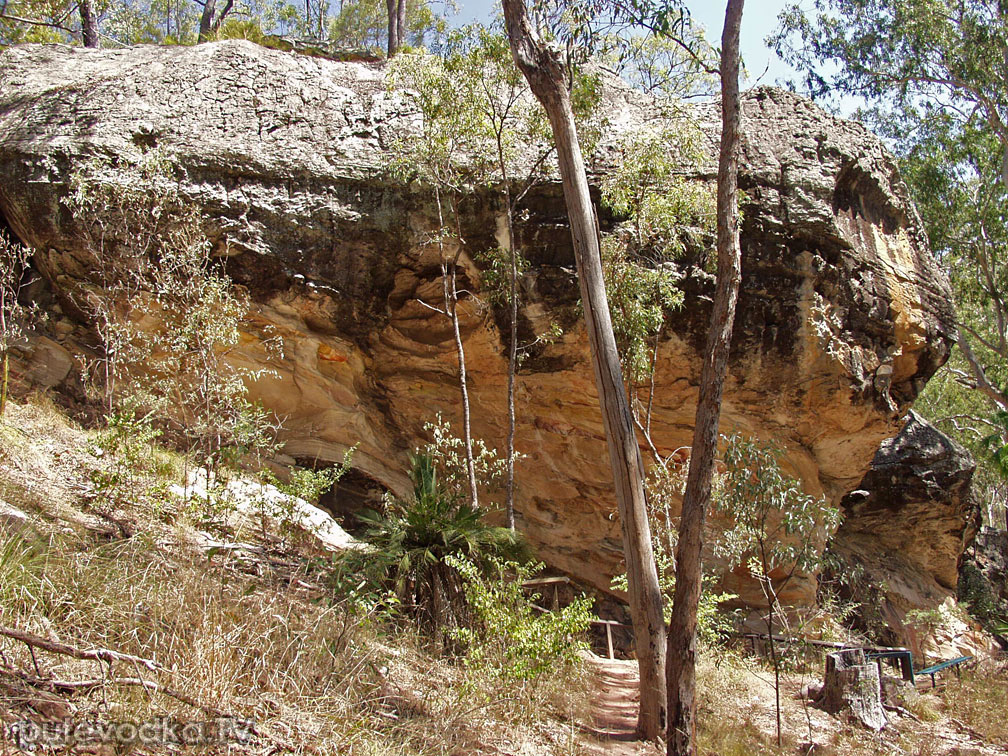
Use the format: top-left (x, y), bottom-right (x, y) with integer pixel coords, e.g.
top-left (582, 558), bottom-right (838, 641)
top-left (579, 655), bottom-right (659, 756)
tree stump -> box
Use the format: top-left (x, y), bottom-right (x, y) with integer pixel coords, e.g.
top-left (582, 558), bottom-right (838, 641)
top-left (821, 649), bottom-right (887, 731)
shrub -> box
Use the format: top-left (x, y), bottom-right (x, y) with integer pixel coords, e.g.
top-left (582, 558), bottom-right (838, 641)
top-left (340, 453), bottom-right (523, 639)
top-left (613, 460), bottom-right (739, 650)
top-left (89, 405), bottom-right (163, 506)
top-left (64, 153), bottom-right (281, 474)
top-left (448, 556), bottom-right (593, 683)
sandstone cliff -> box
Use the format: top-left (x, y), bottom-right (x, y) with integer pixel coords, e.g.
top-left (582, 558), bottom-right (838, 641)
top-left (0, 41), bottom-right (956, 605)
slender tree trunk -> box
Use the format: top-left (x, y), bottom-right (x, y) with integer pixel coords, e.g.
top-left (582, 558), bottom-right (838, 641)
top-left (768, 606), bottom-right (782, 747)
top-left (448, 262), bottom-right (478, 508)
top-left (396, 0), bottom-right (406, 49)
top-left (505, 195), bottom-right (518, 530)
top-left (759, 538), bottom-right (783, 748)
top-left (0, 292), bottom-right (7, 417)
top-left (501, 0), bottom-right (666, 740)
top-left (435, 187), bottom-right (479, 508)
top-left (666, 3), bottom-right (744, 755)
top-left (386, 0), bottom-right (398, 57)
top-left (79, 0), bottom-right (98, 47)
top-left (198, 0), bottom-right (233, 42)
top-left (1, 351), bottom-right (8, 417)
top-left (198, 0), bottom-right (216, 42)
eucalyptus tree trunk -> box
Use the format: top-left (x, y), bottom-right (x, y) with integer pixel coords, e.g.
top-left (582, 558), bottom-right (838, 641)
top-left (501, 0), bottom-right (666, 740)
top-left (396, 0), bottom-right (405, 49)
top-left (79, 0), bottom-right (98, 47)
top-left (505, 198), bottom-right (518, 530)
top-left (666, 2), bottom-right (744, 755)
top-left (385, 0), bottom-right (398, 57)
top-left (0, 351), bottom-right (8, 417)
top-left (198, 0), bottom-right (234, 42)
top-left (434, 187), bottom-right (479, 508)
top-left (386, 0), bottom-right (405, 56)
top-left (446, 261), bottom-right (478, 508)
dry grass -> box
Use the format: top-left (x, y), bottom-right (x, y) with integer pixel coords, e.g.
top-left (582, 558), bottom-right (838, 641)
top-left (695, 650), bottom-right (798, 756)
top-left (691, 643), bottom-right (1008, 756)
top-left (0, 397), bottom-right (593, 756)
top-left (940, 659), bottom-right (1008, 746)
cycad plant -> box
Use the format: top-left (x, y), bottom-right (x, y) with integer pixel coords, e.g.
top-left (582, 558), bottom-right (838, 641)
top-left (354, 454), bottom-right (523, 638)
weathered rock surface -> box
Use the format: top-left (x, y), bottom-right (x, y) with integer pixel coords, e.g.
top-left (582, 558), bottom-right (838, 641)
top-left (830, 412), bottom-right (977, 611)
top-left (827, 413), bottom-right (996, 657)
top-left (0, 41), bottom-right (956, 603)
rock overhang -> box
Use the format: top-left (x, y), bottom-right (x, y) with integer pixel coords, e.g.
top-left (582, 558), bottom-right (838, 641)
top-left (0, 39), bottom-right (957, 604)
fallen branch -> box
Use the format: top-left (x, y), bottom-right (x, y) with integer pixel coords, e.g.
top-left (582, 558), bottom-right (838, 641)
top-left (0, 625), bottom-right (162, 672)
top-left (949, 716), bottom-right (988, 743)
top-left (882, 703), bottom-right (919, 722)
top-left (3, 667), bottom-right (307, 754)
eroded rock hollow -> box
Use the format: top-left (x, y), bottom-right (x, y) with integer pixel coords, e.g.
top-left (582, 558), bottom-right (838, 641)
top-left (0, 41), bottom-right (957, 606)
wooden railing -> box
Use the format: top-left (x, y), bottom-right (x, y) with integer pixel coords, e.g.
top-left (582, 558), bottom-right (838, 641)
top-left (522, 576), bottom-right (631, 660)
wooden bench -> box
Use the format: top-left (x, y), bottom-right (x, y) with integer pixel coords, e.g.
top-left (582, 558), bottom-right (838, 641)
top-left (866, 649), bottom-right (915, 684)
top-left (916, 655), bottom-right (972, 688)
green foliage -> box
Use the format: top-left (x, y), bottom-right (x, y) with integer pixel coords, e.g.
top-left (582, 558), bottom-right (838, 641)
top-left (607, 30), bottom-right (718, 98)
top-left (598, 121), bottom-right (714, 384)
top-left (449, 556), bottom-right (593, 682)
top-left (421, 414), bottom-right (510, 503)
top-left (65, 152), bottom-right (280, 473)
top-left (326, 0), bottom-right (448, 53)
top-left (600, 122), bottom-right (714, 254)
top-left (916, 357), bottom-right (1008, 529)
top-left (277, 453), bottom-right (355, 505)
top-left (388, 45), bottom-right (490, 190)
top-left (253, 446), bottom-right (356, 544)
top-left (0, 0), bottom-right (81, 45)
top-left (527, 0), bottom-right (704, 86)
top-left (710, 434), bottom-right (839, 747)
top-left (388, 25), bottom-right (604, 190)
top-left (958, 559), bottom-right (1007, 633)
top-left (818, 552), bottom-right (893, 642)
top-left (613, 462), bottom-right (739, 648)
top-left (475, 246), bottom-right (529, 308)
top-left (0, 0), bottom-right (446, 50)
top-left (599, 235), bottom-right (682, 383)
top-left (341, 452), bottom-right (523, 636)
top-left (712, 434), bottom-right (840, 584)
top-left (905, 605), bottom-right (957, 662)
top-left (89, 406), bottom-right (163, 504)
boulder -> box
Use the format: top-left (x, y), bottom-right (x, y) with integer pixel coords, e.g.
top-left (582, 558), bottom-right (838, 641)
top-left (827, 412), bottom-right (983, 650)
top-left (0, 41), bottom-right (956, 604)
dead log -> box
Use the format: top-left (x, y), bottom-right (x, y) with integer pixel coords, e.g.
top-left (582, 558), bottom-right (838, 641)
top-left (820, 649), bottom-right (887, 731)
